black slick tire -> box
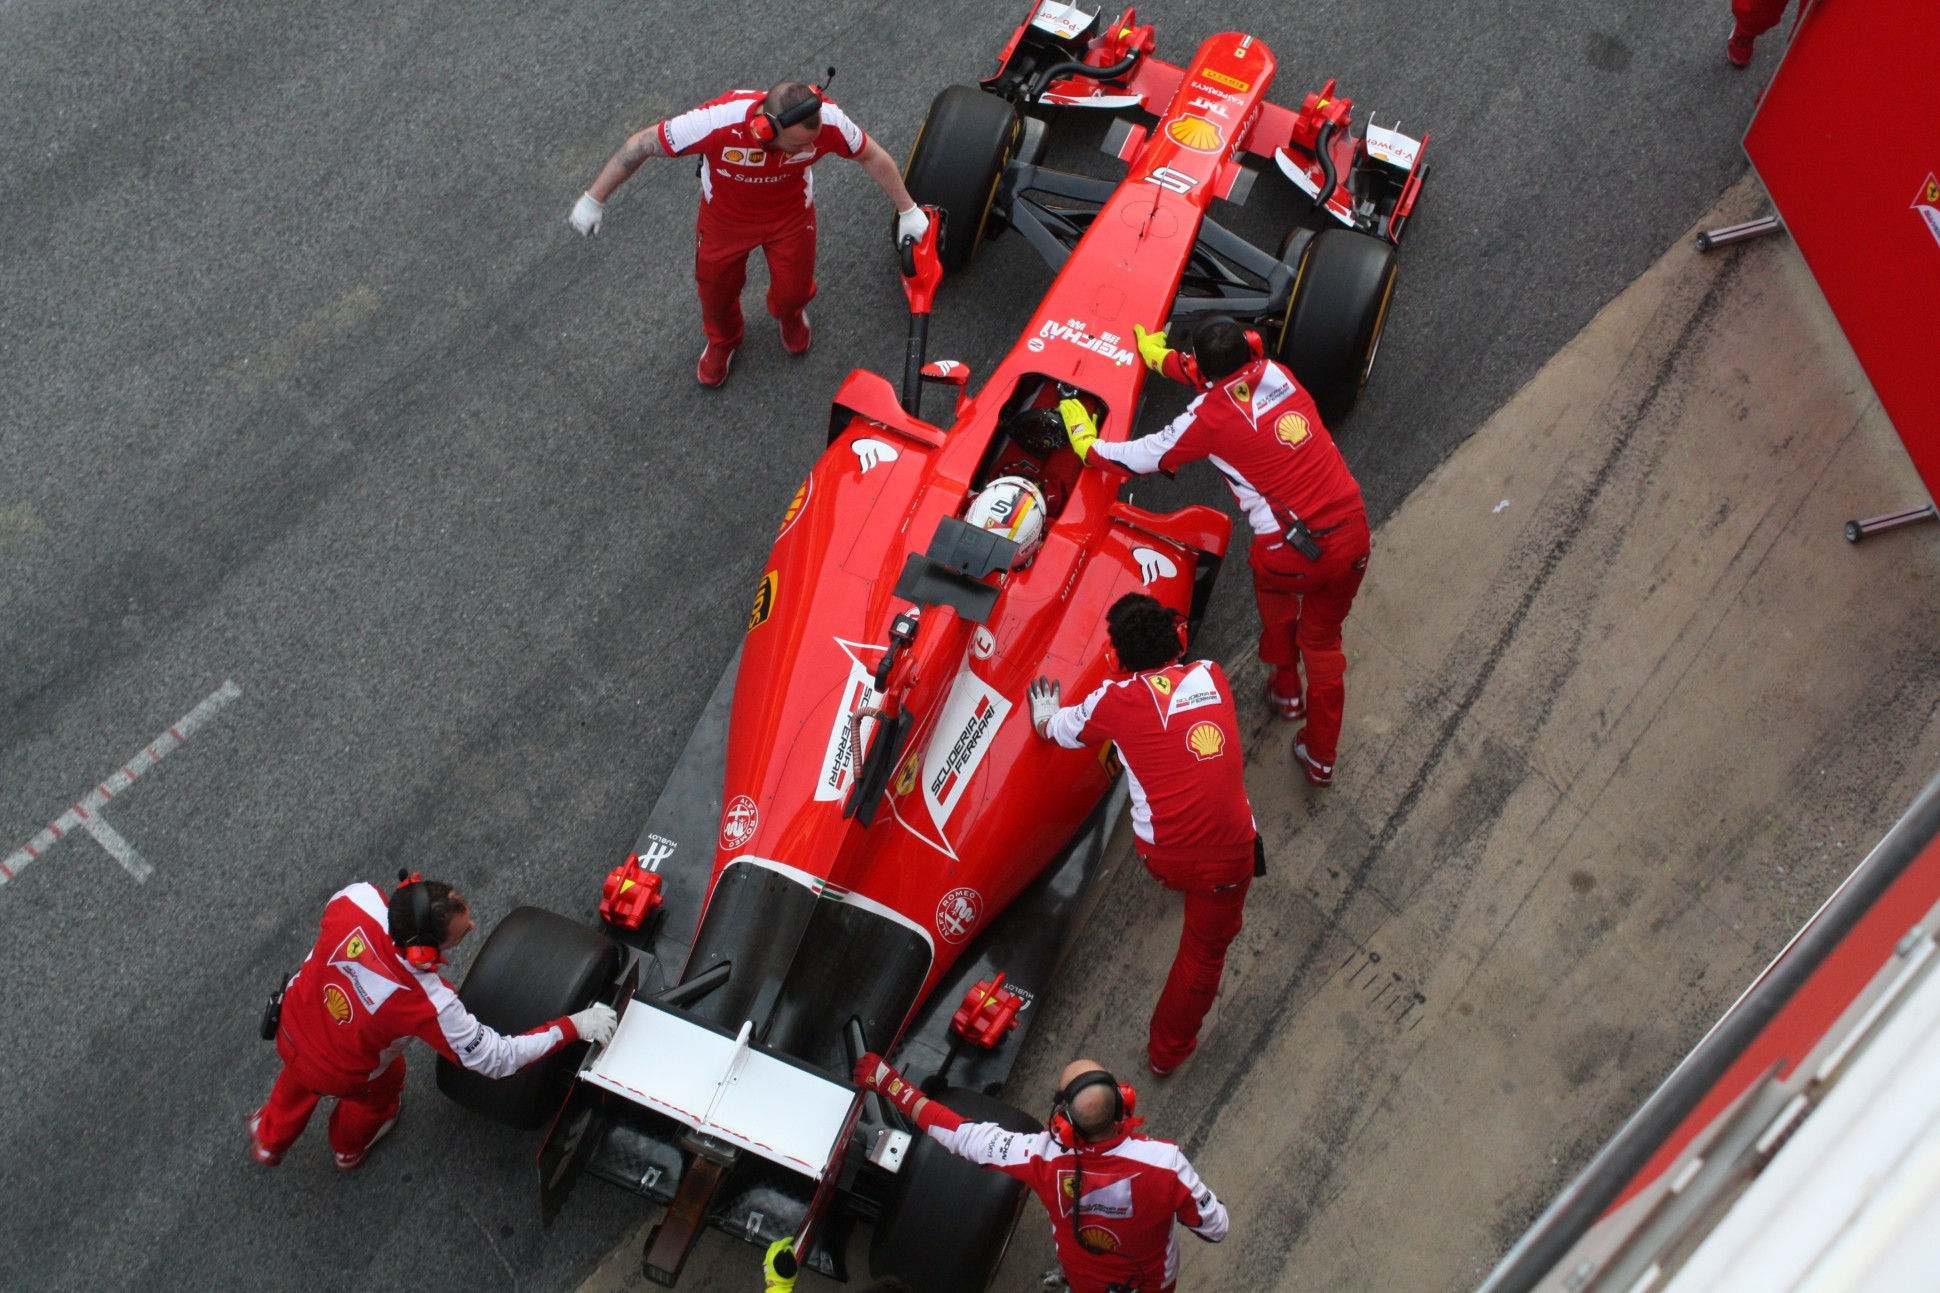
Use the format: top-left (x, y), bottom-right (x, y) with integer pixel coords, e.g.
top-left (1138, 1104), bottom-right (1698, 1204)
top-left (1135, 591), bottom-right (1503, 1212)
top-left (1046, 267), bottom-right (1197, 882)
top-left (434, 906), bottom-right (618, 1130)
top-left (868, 1088), bottom-right (1040, 1292)
top-left (1276, 227), bottom-right (1399, 426)
top-left (903, 86), bottom-right (1021, 273)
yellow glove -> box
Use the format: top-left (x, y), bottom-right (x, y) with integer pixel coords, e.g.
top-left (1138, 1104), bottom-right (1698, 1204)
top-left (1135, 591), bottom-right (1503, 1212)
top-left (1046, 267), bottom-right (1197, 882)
top-left (763, 1237), bottom-right (798, 1291)
top-left (1133, 323), bottom-right (1173, 375)
top-left (1059, 398), bottom-right (1098, 461)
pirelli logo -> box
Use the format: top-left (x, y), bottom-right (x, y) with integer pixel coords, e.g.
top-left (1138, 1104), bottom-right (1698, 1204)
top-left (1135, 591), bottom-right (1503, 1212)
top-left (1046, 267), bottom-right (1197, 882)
top-left (1200, 68), bottom-right (1250, 92)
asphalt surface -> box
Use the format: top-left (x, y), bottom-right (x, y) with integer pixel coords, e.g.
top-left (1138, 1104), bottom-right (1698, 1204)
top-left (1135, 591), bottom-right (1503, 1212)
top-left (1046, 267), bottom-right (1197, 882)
top-left (0, 1), bottom-right (1775, 1289)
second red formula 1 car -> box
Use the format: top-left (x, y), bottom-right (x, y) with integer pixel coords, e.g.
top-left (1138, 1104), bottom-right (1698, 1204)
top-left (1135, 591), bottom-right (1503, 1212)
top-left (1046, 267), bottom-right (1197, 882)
top-left (435, 5), bottom-right (1430, 1288)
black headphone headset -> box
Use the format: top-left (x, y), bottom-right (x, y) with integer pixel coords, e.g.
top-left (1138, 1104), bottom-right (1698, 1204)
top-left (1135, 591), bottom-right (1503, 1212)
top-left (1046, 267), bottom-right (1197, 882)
top-left (1050, 1069), bottom-right (1151, 1288)
top-left (395, 870), bottom-right (443, 970)
top-left (748, 68), bottom-right (836, 147)
top-left (1048, 1068), bottom-right (1136, 1149)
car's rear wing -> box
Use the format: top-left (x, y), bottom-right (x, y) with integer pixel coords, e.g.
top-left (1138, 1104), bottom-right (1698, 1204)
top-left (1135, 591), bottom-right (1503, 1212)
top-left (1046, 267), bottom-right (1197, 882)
top-left (582, 1000), bottom-right (861, 1181)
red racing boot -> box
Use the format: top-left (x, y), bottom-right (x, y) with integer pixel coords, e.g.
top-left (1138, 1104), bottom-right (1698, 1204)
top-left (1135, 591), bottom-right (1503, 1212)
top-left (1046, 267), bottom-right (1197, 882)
top-left (1293, 733), bottom-right (1333, 788)
top-left (697, 340), bottom-right (737, 388)
top-left (779, 310), bottom-right (812, 357)
top-left (1265, 679), bottom-right (1305, 722)
top-left (1726, 24), bottom-right (1756, 66)
top-left (247, 1110), bottom-right (281, 1165)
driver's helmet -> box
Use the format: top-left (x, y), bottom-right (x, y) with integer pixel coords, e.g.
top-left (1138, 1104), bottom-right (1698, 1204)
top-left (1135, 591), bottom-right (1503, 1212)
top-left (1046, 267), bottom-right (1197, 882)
top-left (965, 476), bottom-right (1048, 566)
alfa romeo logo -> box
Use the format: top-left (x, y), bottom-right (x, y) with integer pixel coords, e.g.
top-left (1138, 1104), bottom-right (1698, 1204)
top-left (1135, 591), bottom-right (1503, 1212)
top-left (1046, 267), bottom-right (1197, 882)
top-left (935, 887), bottom-right (983, 944)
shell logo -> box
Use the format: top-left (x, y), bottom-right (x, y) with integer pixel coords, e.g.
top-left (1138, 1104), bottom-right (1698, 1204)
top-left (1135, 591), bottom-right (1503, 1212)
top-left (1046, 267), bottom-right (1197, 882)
top-left (777, 480), bottom-right (810, 537)
top-left (1276, 412), bottom-right (1311, 447)
top-left (1186, 721), bottom-right (1226, 760)
top-left (324, 984), bottom-right (353, 1025)
top-left (1077, 1226), bottom-right (1120, 1251)
top-left (1166, 116), bottom-right (1223, 153)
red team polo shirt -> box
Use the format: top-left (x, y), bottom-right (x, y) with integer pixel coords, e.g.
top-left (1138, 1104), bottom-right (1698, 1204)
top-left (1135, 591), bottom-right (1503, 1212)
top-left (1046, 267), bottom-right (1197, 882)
top-left (1045, 659), bottom-right (1257, 864)
top-left (278, 882), bottom-right (577, 1089)
top-left (656, 90), bottom-right (868, 224)
top-left (1092, 356), bottom-right (1365, 535)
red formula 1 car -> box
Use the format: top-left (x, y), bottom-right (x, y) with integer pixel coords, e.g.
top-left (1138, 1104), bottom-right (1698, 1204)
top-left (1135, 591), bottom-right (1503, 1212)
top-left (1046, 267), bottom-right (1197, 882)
top-left (435, 5), bottom-right (1428, 1288)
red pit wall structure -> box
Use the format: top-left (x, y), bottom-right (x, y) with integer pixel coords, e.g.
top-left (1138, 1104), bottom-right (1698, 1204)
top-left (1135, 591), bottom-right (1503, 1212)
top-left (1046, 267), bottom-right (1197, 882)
top-left (1744, 0), bottom-right (1940, 502)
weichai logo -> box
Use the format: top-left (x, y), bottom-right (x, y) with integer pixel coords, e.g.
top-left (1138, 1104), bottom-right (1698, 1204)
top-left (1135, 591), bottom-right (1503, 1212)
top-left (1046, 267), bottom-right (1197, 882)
top-left (930, 697), bottom-right (997, 800)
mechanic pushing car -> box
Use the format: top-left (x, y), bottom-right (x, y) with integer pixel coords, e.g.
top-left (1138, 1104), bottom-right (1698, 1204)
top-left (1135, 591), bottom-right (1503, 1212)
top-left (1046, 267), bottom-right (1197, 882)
top-left (855, 1053), bottom-right (1229, 1293)
top-left (1063, 317), bottom-right (1371, 789)
top-left (248, 876), bottom-right (616, 1170)
top-left (1029, 592), bottom-right (1261, 1077)
top-left (568, 79), bottom-right (929, 388)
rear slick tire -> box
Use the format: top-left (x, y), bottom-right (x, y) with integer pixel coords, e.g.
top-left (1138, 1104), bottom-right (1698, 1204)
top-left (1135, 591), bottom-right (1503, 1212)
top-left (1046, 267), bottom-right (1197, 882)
top-left (434, 906), bottom-right (618, 1130)
top-left (903, 86), bottom-right (1022, 274)
top-left (868, 1088), bottom-right (1040, 1292)
top-left (1277, 227), bottom-right (1398, 427)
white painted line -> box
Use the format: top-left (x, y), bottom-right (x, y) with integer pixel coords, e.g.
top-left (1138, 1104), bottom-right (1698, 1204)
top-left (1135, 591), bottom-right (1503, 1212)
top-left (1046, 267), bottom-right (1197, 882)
top-left (82, 815), bottom-right (152, 882)
top-left (0, 680), bottom-right (241, 889)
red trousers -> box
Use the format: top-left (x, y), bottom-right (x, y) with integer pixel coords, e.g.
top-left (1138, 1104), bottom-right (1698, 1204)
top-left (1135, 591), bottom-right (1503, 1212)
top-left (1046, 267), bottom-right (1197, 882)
top-left (255, 1049), bottom-right (405, 1160)
top-left (1731, 0), bottom-right (1790, 37)
top-left (694, 204), bottom-right (818, 347)
top-left (1249, 514), bottom-right (1370, 766)
top-left (1144, 851), bottom-right (1253, 1069)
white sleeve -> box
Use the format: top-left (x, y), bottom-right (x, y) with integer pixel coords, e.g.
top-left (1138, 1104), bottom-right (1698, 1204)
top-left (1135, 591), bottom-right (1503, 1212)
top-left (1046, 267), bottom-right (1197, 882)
top-left (660, 96), bottom-right (755, 155)
top-left (927, 1119), bottom-right (1054, 1170)
top-left (1044, 679), bottom-right (1114, 749)
top-left (1090, 397), bottom-right (1201, 476)
top-left (1179, 1156), bottom-right (1230, 1241)
top-left (418, 973), bottom-right (569, 1078)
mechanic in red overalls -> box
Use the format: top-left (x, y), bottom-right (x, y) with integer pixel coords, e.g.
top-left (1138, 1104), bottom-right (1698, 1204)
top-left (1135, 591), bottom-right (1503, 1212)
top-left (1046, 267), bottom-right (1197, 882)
top-left (1029, 593), bottom-right (1261, 1076)
top-left (855, 1054), bottom-right (1228, 1293)
top-left (1063, 316), bottom-right (1370, 788)
top-left (568, 82), bottom-right (928, 387)
top-left (248, 878), bottom-right (615, 1170)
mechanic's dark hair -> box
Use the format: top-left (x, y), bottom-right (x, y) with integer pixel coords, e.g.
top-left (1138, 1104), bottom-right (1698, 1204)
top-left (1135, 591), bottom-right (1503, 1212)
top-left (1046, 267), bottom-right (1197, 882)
top-left (1192, 316), bottom-right (1253, 381)
top-left (764, 82), bottom-right (821, 129)
top-left (389, 880), bottom-right (465, 949)
top-left (1107, 593), bottom-right (1184, 672)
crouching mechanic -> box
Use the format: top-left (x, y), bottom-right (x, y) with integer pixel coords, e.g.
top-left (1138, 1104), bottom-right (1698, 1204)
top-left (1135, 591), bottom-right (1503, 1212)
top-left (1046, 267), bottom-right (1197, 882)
top-left (1029, 593), bottom-right (1260, 1076)
top-left (569, 80), bottom-right (929, 388)
top-left (249, 877), bottom-right (617, 1170)
top-left (1062, 317), bottom-right (1370, 787)
top-left (855, 1054), bottom-right (1228, 1293)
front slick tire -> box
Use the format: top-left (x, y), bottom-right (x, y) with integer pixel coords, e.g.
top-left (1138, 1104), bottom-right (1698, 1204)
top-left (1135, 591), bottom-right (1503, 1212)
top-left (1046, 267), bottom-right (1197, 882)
top-left (903, 86), bottom-right (1021, 273)
top-left (869, 1088), bottom-right (1039, 1292)
top-left (434, 906), bottom-right (617, 1130)
top-left (1277, 227), bottom-right (1398, 427)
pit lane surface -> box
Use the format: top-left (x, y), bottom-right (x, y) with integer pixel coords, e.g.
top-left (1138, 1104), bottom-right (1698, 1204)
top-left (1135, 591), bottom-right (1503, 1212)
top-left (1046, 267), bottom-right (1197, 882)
top-left (0, 2), bottom-right (1775, 1288)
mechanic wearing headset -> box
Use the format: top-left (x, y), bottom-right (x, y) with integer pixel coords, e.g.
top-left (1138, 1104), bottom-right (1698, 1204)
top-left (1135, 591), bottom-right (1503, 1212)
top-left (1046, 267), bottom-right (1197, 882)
top-left (854, 1053), bottom-right (1229, 1293)
top-left (569, 81), bottom-right (929, 388)
top-left (1029, 593), bottom-right (1261, 1078)
top-left (248, 877), bottom-right (616, 1170)
top-left (1062, 317), bottom-right (1370, 789)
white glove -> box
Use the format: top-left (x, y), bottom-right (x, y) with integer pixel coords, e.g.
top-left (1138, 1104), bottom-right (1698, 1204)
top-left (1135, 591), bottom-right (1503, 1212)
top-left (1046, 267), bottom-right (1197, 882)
top-left (569, 1002), bottom-right (617, 1045)
top-left (1028, 676), bottom-right (1061, 737)
top-left (896, 205), bottom-right (930, 244)
top-left (570, 192), bottom-right (605, 236)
